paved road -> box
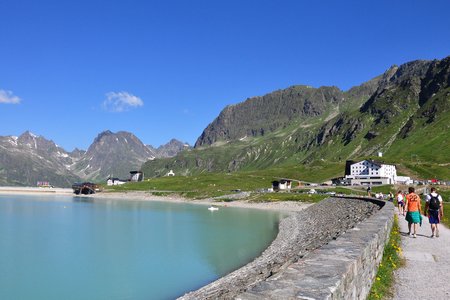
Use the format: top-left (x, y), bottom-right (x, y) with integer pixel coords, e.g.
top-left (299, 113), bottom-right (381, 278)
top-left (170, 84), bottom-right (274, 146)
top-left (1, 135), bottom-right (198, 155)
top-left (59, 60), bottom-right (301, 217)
top-left (393, 208), bottom-right (450, 299)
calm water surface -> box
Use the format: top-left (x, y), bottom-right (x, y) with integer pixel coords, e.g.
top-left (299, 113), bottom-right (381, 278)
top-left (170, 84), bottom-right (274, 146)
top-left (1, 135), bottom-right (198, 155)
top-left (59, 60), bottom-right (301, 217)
top-left (0, 194), bottom-right (282, 300)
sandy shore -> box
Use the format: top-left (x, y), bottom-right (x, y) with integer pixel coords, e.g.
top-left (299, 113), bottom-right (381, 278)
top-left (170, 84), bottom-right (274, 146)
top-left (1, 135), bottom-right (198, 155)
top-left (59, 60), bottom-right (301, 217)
top-left (0, 187), bottom-right (311, 212)
top-left (91, 191), bottom-right (312, 212)
top-left (0, 186), bottom-right (73, 195)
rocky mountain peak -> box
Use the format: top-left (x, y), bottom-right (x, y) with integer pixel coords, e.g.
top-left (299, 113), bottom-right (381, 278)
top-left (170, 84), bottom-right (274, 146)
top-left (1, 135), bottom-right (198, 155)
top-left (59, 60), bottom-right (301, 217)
top-left (93, 130), bottom-right (114, 144)
top-left (18, 131), bottom-right (38, 144)
top-left (16, 131), bottom-right (62, 154)
top-left (156, 139), bottom-right (190, 158)
top-left (75, 130), bottom-right (158, 180)
top-left (0, 130), bottom-right (186, 186)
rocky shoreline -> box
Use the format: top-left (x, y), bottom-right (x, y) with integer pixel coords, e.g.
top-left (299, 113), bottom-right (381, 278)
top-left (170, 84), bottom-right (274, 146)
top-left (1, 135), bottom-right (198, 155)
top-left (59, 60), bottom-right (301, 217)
top-left (179, 197), bottom-right (380, 299)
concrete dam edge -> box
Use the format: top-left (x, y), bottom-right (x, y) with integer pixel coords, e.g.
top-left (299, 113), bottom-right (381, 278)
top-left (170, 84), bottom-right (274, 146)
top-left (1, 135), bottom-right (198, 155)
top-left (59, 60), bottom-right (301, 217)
top-left (179, 197), bottom-right (395, 300)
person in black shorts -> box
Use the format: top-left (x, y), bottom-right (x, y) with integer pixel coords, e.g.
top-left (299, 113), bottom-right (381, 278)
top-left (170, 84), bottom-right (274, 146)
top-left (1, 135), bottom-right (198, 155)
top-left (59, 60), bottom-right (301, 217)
top-left (425, 187), bottom-right (444, 238)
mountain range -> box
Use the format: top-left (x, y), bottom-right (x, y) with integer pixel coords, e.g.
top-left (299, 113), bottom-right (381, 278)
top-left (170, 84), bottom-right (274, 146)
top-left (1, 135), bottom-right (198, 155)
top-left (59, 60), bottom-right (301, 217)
top-left (142, 55), bottom-right (450, 180)
top-left (0, 131), bottom-right (189, 187)
top-left (2, 55), bottom-right (449, 187)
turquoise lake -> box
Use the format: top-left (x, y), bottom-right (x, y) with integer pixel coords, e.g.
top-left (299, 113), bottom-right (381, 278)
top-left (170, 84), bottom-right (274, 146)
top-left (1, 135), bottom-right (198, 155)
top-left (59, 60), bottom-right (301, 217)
top-left (0, 195), bottom-right (282, 300)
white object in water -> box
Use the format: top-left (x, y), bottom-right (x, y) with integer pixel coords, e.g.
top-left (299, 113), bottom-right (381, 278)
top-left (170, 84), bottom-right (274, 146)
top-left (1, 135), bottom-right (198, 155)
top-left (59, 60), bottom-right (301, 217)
top-left (208, 206), bottom-right (219, 211)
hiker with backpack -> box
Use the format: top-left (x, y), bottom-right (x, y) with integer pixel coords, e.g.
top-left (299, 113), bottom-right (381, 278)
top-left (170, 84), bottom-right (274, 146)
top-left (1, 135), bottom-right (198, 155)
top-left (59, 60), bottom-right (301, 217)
top-left (425, 187), bottom-right (444, 238)
top-left (404, 187), bottom-right (422, 238)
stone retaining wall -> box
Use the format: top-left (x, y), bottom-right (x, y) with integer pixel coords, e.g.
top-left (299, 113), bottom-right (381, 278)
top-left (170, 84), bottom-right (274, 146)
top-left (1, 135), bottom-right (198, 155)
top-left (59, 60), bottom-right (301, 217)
top-left (179, 197), bottom-right (394, 299)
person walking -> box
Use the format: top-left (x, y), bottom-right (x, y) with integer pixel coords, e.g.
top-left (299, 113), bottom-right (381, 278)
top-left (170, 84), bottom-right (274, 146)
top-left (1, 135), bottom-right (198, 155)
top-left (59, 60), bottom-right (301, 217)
top-left (367, 185), bottom-right (372, 197)
top-left (388, 192), bottom-right (394, 202)
top-left (397, 190), bottom-right (405, 215)
top-left (424, 187), bottom-right (444, 238)
top-left (404, 187), bottom-right (422, 238)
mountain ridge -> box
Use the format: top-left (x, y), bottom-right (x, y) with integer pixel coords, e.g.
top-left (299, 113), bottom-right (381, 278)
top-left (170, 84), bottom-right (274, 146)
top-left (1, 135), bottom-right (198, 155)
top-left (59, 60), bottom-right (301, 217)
top-left (143, 55), bottom-right (450, 180)
top-left (0, 131), bottom-right (189, 187)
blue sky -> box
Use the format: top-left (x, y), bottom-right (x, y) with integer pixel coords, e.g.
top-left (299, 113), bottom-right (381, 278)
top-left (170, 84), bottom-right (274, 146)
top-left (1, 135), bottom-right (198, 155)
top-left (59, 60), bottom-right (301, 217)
top-left (1, 0), bottom-right (450, 151)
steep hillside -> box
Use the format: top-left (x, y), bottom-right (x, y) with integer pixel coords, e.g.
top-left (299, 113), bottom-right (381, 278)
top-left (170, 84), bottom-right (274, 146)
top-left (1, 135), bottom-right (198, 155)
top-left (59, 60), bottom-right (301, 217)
top-left (143, 56), bottom-right (450, 180)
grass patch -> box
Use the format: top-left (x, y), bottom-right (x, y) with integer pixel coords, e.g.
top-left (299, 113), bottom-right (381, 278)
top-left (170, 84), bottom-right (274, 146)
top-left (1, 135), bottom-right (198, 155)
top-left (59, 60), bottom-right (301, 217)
top-left (103, 171), bottom-right (351, 200)
top-left (441, 202), bottom-right (450, 227)
top-left (246, 192), bottom-right (327, 203)
top-left (371, 185), bottom-right (395, 195)
top-left (368, 215), bottom-right (404, 300)
top-left (439, 189), bottom-right (450, 202)
top-left (106, 172), bottom-right (271, 199)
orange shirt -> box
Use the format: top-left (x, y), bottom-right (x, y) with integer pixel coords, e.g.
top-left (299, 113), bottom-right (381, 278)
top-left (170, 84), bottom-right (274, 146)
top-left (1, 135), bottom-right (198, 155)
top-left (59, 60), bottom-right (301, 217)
top-left (406, 193), bottom-right (421, 212)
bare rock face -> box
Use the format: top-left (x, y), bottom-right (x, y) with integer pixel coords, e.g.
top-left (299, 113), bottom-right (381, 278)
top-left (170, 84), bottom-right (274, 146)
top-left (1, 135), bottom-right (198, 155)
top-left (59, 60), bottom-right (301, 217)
top-left (195, 86), bottom-right (346, 147)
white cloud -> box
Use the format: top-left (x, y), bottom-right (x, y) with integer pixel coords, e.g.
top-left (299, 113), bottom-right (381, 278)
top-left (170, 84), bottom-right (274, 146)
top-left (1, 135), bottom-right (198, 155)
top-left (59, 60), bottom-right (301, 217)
top-left (103, 91), bottom-right (144, 112)
top-left (0, 90), bottom-right (21, 104)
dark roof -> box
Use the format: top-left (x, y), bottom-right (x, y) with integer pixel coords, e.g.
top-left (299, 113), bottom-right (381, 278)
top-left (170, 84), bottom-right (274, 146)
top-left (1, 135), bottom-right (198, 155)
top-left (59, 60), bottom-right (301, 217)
top-left (357, 159), bottom-right (384, 167)
top-left (279, 179), bottom-right (291, 183)
top-left (368, 160), bottom-right (383, 167)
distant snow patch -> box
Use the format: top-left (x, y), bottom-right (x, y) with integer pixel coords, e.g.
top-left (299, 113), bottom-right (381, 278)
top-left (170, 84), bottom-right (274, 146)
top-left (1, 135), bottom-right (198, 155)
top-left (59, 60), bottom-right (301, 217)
top-left (57, 152), bottom-right (69, 158)
top-left (8, 137), bottom-right (18, 146)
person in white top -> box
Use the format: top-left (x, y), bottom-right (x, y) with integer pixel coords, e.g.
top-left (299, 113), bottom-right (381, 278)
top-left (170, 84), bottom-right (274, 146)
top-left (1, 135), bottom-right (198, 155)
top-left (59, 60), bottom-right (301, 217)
top-left (397, 190), bottom-right (405, 215)
top-left (425, 187), bottom-right (444, 238)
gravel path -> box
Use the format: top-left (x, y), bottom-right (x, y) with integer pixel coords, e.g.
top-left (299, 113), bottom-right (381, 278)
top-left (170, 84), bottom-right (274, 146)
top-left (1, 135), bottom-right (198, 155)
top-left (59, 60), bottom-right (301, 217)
top-left (393, 208), bottom-right (450, 299)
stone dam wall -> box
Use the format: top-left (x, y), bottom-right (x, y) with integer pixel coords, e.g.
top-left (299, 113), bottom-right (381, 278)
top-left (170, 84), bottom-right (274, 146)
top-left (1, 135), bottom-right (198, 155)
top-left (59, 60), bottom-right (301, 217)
top-left (179, 197), bottom-right (394, 300)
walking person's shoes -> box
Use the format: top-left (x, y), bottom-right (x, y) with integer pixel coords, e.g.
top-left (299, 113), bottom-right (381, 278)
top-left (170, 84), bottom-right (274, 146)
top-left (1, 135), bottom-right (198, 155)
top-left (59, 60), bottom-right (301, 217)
top-left (436, 231), bottom-right (440, 237)
top-left (413, 234), bottom-right (417, 238)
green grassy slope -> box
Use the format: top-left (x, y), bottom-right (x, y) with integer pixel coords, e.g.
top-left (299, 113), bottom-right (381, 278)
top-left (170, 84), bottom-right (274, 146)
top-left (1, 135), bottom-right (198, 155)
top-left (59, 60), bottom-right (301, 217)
top-left (142, 58), bottom-right (450, 181)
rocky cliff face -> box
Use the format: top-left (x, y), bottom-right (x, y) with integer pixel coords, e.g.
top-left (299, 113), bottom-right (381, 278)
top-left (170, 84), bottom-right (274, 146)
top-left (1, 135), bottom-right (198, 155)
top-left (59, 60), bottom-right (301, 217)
top-left (194, 78), bottom-right (384, 148)
top-left (293, 57), bottom-right (450, 160)
top-left (195, 86), bottom-right (345, 147)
